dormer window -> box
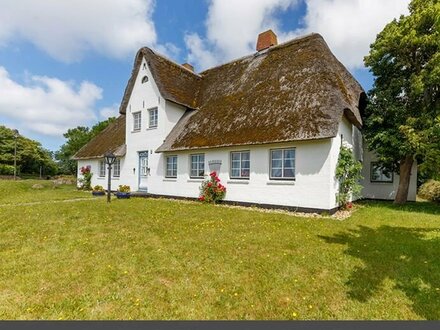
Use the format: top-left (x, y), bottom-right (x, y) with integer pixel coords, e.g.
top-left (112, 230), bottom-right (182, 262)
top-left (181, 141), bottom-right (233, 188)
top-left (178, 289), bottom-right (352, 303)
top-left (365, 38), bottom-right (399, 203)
top-left (142, 76), bottom-right (149, 84)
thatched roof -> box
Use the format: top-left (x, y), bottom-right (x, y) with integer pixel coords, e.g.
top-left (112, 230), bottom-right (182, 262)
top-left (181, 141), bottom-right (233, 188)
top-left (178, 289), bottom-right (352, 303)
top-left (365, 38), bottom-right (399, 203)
top-left (72, 115), bottom-right (126, 160)
top-left (153, 33), bottom-right (364, 152)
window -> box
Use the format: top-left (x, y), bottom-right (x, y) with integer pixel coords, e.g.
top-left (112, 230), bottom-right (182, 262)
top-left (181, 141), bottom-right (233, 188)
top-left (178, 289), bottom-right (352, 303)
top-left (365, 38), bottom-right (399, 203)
top-left (141, 76), bottom-right (149, 83)
top-left (190, 154), bottom-right (205, 178)
top-left (148, 108), bottom-right (158, 128)
top-left (166, 156), bottom-right (178, 178)
top-left (133, 112), bottom-right (141, 131)
top-left (270, 148), bottom-right (295, 180)
top-left (371, 162), bottom-right (393, 183)
top-left (99, 161), bottom-right (106, 177)
top-left (113, 159), bottom-right (121, 177)
top-left (230, 151), bottom-right (250, 179)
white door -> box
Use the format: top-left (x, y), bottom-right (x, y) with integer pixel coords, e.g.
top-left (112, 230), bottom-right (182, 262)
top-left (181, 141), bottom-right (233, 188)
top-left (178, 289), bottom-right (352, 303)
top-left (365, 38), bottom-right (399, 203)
top-left (138, 151), bottom-right (149, 191)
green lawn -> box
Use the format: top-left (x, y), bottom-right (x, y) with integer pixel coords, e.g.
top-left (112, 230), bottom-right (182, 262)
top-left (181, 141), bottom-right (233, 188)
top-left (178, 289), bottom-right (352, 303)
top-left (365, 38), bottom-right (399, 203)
top-left (0, 180), bottom-right (439, 320)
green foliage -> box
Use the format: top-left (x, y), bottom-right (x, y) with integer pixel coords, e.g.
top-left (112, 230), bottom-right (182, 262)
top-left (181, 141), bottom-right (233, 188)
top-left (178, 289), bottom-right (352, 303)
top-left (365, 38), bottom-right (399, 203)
top-left (199, 171), bottom-right (226, 204)
top-left (336, 145), bottom-right (363, 208)
top-left (0, 164), bottom-right (15, 175)
top-left (0, 126), bottom-right (58, 176)
top-left (418, 180), bottom-right (440, 202)
top-left (117, 185), bottom-right (131, 193)
top-left (56, 118), bottom-right (116, 175)
top-left (363, 0), bottom-right (440, 180)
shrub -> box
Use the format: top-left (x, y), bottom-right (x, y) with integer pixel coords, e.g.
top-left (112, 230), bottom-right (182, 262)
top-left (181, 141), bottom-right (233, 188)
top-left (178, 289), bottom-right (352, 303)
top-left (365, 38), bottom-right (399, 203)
top-left (0, 164), bottom-right (15, 175)
top-left (117, 185), bottom-right (131, 193)
top-left (199, 171), bottom-right (226, 204)
top-left (78, 165), bottom-right (92, 190)
top-left (419, 180), bottom-right (440, 203)
top-left (336, 144), bottom-right (363, 209)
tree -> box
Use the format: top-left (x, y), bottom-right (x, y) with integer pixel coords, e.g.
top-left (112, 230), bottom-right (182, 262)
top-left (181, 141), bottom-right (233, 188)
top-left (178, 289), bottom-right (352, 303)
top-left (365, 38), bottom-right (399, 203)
top-left (0, 126), bottom-right (58, 176)
top-left (56, 117), bottom-right (116, 175)
top-left (363, 0), bottom-right (440, 204)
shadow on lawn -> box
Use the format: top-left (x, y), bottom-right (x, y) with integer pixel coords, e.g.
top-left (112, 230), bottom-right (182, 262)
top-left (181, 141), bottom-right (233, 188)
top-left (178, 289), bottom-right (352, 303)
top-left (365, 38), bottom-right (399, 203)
top-left (320, 226), bottom-right (440, 319)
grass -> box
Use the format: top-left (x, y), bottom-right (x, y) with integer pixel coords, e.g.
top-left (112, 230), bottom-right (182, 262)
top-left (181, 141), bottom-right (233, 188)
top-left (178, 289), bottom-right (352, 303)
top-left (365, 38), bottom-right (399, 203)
top-left (0, 180), bottom-right (439, 320)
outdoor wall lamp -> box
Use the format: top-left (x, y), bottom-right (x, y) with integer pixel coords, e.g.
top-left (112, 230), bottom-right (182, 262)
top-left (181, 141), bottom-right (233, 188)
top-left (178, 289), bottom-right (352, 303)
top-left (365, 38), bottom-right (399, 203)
top-left (104, 151), bottom-right (116, 203)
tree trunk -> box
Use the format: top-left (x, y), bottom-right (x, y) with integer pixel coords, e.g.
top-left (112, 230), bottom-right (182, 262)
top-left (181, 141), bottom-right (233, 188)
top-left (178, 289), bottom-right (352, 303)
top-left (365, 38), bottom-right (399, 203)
top-left (394, 155), bottom-right (414, 205)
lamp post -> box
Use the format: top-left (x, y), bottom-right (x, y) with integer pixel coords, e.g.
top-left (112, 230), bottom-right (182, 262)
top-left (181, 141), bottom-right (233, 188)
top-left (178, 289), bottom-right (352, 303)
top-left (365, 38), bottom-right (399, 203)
top-left (12, 129), bottom-right (19, 180)
top-left (104, 151), bottom-right (116, 203)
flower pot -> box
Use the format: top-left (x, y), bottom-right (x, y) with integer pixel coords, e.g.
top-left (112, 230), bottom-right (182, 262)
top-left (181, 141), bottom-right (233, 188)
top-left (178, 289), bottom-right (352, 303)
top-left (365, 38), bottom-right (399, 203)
top-left (116, 192), bottom-right (131, 199)
top-left (92, 191), bottom-right (105, 196)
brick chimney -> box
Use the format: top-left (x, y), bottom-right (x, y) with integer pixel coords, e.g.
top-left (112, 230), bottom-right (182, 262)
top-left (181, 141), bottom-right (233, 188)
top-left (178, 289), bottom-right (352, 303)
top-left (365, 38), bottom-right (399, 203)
top-left (256, 30), bottom-right (278, 52)
top-left (182, 63), bottom-right (194, 72)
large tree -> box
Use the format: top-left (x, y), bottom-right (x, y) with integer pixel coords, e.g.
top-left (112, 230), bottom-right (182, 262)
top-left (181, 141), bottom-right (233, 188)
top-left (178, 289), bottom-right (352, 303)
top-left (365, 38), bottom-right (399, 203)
top-left (364, 0), bottom-right (440, 204)
top-left (56, 117), bottom-right (116, 174)
top-left (0, 126), bottom-right (58, 176)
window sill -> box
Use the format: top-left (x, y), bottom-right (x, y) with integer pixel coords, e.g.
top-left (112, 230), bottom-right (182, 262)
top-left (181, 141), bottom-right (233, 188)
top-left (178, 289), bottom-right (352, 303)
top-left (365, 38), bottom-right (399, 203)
top-left (131, 130), bottom-right (141, 133)
top-left (146, 127), bottom-right (158, 131)
top-left (266, 180), bottom-right (295, 186)
top-left (370, 181), bottom-right (393, 184)
top-left (187, 178), bottom-right (204, 183)
top-left (112, 177), bottom-right (120, 180)
top-left (97, 177), bottom-right (105, 180)
top-left (227, 180), bottom-right (249, 185)
top-left (163, 178), bottom-right (177, 182)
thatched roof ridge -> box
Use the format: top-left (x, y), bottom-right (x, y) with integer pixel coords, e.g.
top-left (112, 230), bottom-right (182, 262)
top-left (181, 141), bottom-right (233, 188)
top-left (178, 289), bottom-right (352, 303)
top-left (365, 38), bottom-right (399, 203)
top-left (72, 115), bottom-right (126, 160)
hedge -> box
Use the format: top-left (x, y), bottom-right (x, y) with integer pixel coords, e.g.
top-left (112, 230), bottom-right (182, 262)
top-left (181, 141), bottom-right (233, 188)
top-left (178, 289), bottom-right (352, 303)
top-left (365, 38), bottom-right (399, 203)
top-left (0, 164), bottom-right (15, 175)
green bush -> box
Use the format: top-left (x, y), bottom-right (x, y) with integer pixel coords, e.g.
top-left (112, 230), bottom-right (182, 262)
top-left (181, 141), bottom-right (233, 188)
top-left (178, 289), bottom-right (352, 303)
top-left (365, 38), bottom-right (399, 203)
top-left (418, 180), bottom-right (440, 203)
top-left (0, 164), bottom-right (15, 175)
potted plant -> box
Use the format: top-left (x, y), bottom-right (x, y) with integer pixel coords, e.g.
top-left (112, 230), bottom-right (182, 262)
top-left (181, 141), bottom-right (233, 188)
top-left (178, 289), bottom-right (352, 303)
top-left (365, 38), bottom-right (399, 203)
top-left (92, 185), bottom-right (105, 196)
top-left (116, 185), bottom-right (131, 199)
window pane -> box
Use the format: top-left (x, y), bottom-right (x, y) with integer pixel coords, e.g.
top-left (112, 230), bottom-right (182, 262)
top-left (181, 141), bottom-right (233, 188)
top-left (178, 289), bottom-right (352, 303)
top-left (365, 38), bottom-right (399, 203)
top-left (272, 159), bottom-right (282, 169)
top-left (241, 169), bottom-right (250, 178)
top-left (231, 160), bottom-right (240, 169)
top-left (232, 153), bottom-right (240, 161)
top-left (284, 149), bottom-right (295, 159)
top-left (284, 158), bottom-right (294, 168)
top-left (242, 160), bottom-right (250, 169)
top-left (271, 150), bottom-right (282, 160)
top-left (231, 169), bottom-right (240, 177)
top-left (283, 168), bottom-right (295, 178)
top-left (241, 152), bottom-right (250, 161)
top-left (272, 168), bottom-right (282, 177)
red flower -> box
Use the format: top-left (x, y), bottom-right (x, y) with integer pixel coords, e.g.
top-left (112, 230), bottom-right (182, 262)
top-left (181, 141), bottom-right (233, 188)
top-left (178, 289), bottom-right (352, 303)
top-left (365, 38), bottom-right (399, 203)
top-left (347, 202), bottom-right (353, 209)
top-left (210, 171), bottom-right (217, 177)
top-left (199, 196), bottom-right (205, 201)
top-left (207, 182), bottom-right (212, 187)
top-left (215, 177), bottom-right (220, 182)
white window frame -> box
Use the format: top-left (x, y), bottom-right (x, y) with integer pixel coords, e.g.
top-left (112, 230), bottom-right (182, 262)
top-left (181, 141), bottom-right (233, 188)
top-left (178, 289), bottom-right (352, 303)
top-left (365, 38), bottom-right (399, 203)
top-left (165, 155), bottom-right (178, 178)
top-left (270, 148), bottom-right (296, 180)
top-left (230, 151), bottom-right (250, 179)
top-left (113, 159), bottom-right (121, 177)
top-left (133, 111), bottom-right (142, 131)
top-left (370, 162), bottom-right (393, 183)
top-left (148, 108), bottom-right (158, 129)
top-left (190, 154), bottom-right (205, 178)
top-left (99, 161), bottom-right (106, 177)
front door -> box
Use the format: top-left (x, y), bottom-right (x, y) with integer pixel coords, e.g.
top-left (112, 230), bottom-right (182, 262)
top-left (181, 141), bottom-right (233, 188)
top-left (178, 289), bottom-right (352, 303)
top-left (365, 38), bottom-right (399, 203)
top-left (138, 151), bottom-right (149, 191)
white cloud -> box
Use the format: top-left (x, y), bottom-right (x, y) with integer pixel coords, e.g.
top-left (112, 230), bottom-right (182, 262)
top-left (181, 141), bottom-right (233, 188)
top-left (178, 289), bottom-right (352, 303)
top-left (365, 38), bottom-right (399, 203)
top-left (0, 67), bottom-right (102, 136)
top-left (185, 0), bottom-right (410, 71)
top-left (296, 0), bottom-right (410, 69)
top-left (0, 0), bottom-right (160, 62)
top-left (99, 104), bottom-right (120, 120)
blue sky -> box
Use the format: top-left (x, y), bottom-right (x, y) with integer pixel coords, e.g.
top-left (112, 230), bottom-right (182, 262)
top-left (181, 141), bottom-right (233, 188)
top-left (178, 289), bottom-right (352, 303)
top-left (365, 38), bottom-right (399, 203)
top-left (0, 0), bottom-right (410, 151)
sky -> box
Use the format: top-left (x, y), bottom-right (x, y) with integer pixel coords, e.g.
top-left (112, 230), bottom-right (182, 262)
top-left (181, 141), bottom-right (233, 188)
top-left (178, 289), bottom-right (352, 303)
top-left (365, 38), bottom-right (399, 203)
top-left (0, 0), bottom-right (411, 151)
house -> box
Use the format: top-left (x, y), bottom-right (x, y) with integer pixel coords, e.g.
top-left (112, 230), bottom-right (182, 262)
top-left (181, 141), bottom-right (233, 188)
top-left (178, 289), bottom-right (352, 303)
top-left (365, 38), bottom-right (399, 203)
top-left (73, 30), bottom-right (417, 213)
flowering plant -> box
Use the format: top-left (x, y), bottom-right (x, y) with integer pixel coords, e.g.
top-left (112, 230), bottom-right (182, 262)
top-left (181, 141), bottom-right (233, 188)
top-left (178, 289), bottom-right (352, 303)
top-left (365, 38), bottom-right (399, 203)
top-left (199, 171), bottom-right (226, 204)
top-left (117, 185), bottom-right (131, 193)
top-left (79, 165), bottom-right (92, 190)
top-left (93, 185), bottom-right (104, 192)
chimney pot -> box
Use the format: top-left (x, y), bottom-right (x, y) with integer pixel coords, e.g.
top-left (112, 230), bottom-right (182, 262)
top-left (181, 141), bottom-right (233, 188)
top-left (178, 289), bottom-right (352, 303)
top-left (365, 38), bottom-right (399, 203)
top-left (182, 63), bottom-right (194, 72)
top-left (256, 30), bottom-right (278, 52)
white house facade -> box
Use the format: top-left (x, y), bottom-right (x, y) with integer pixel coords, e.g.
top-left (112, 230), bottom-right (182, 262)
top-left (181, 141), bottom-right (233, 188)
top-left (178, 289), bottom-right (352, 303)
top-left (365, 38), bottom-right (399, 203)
top-left (74, 31), bottom-right (417, 213)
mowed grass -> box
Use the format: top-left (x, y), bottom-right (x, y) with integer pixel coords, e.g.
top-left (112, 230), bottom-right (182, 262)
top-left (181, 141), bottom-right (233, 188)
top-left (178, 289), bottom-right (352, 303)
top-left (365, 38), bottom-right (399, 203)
top-left (0, 180), bottom-right (439, 320)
